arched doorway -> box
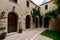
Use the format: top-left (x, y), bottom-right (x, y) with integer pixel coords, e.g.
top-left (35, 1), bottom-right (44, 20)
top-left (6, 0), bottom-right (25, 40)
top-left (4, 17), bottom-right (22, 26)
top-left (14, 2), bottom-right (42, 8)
top-left (35, 17), bottom-right (38, 28)
top-left (8, 12), bottom-right (18, 33)
top-left (26, 15), bottom-right (30, 29)
top-left (44, 16), bottom-right (49, 28)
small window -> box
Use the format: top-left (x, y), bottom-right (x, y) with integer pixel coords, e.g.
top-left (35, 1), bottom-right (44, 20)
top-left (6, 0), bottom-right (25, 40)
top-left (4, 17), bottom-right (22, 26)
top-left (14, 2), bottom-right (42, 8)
top-left (11, 0), bottom-right (17, 3)
top-left (45, 5), bottom-right (48, 10)
top-left (26, 1), bottom-right (29, 7)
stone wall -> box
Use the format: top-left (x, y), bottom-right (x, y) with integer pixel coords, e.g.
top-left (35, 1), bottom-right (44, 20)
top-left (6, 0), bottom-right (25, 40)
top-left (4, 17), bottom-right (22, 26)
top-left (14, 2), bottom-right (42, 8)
top-left (0, 0), bottom-right (39, 32)
top-left (49, 14), bottom-right (60, 31)
top-left (40, 1), bottom-right (56, 16)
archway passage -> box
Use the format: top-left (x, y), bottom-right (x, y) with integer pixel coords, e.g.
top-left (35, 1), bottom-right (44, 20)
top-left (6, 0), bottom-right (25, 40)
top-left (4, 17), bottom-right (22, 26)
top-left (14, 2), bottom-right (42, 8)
top-left (8, 12), bottom-right (18, 33)
top-left (35, 17), bottom-right (38, 28)
top-left (44, 16), bottom-right (49, 28)
top-left (26, 15), bottom-right (30, 29)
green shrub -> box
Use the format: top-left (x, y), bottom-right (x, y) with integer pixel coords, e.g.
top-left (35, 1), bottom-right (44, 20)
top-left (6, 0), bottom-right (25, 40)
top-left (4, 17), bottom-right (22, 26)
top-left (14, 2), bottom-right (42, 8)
top-left (0, 27), bottom-right (6, 30)
top-left (45, 8), bottom-right (59, 19)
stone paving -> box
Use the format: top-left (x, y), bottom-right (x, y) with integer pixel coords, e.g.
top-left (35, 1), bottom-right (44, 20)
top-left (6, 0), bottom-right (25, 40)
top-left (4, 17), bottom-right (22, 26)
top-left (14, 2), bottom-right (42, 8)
top-left (34, 35), bottom-right (53, 40)
top-left (4, 28), bottom-right (52, 40)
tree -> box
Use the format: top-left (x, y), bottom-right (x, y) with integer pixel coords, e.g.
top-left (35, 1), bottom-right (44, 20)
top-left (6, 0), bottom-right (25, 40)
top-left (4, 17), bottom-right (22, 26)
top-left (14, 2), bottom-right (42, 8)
top-left (52, 0), bottom-right (60, 12)
top-left (52, 0), bottom-right (60, 4)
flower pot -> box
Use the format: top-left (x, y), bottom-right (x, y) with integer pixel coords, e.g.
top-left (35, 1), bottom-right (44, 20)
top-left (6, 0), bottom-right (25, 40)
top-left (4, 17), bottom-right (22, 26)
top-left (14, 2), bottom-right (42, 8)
top-left (19, 29), bottom-right (23, 33)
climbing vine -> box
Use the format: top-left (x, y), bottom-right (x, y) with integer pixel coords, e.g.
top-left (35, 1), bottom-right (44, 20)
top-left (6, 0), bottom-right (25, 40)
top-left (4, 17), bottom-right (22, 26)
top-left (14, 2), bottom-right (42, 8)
top-left (45, 0), bottom-right (60, 19)
top-left (31, 7), bottom-right (43, 26)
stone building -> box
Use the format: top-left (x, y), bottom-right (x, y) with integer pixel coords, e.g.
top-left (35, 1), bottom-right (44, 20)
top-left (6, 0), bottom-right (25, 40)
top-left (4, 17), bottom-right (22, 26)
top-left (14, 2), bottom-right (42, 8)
top-left (39, 1), bottom-right (55, 28)
top-left (0, 0), bottom-right (60, 33)
top-left (40, 1), bottom-right (55, 15)
top-left (0, 0), bottom-right (40, 33)
top-left (39, 1), bottom-right (60, 31)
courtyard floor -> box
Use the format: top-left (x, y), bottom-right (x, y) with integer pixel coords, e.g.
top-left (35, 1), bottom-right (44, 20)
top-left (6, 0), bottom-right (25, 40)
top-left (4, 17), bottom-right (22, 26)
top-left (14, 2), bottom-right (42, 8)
top-left (4, 28), bottom-right (52, 40)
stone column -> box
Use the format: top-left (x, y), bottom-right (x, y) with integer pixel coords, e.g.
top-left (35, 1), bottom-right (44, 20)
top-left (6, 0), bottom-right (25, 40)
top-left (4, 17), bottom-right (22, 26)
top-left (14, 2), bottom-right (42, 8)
top-left (42, 17), bottom-right (44, 28)
top-left (22, 18), bottom-right (26, 31)
top-left (30, 16), bottom-right (34, 29)
top-left (17, 18), bottom-right (21, 32)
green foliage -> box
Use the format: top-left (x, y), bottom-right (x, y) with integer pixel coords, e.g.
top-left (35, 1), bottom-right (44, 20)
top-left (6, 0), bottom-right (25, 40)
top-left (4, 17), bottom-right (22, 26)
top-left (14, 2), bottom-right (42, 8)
top-left (41, 30), bottom-right (60, 40)
top-left (31, 7), bottom-right (43, 26)
top-left (45, 8), bottom-right (59, 19)
top-left (0, 27), bottom-right (6, 30)
top-left (52, 0), bottom-right (60, 4)
top-left (52, 0), bottom-right (60, 5)
top-left (46, 0), bottom-right (60, 19)
top-left (52, 0), bottom-right (60, 12)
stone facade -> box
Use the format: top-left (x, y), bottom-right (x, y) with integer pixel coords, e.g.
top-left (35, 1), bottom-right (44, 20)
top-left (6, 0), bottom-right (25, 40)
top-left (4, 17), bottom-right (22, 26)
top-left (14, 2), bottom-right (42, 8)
top-left (0, 0), bottom-right (60, 33)
top-left (0, 0), bottom-right (40, 33)
top-left (39, 1), bottom-right (60, 31)
top-left (40, 1), bottom-right (56, 16)
top-left (39, 1), bottom-right (56, 28)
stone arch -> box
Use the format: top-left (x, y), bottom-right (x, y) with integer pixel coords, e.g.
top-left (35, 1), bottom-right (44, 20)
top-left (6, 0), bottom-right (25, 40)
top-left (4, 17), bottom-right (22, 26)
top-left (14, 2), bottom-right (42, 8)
top-left (8, 12), bottom-right (18, 33)
top-left (44, 16), bottom-right (49, 28)
top-left (26, 15), bottom-right (31, 29)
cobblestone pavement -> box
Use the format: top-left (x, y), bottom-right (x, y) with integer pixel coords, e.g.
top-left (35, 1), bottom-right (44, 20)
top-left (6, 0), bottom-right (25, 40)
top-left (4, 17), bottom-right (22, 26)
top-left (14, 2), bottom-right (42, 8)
top-left (4, 28), bottom-right (52, 40)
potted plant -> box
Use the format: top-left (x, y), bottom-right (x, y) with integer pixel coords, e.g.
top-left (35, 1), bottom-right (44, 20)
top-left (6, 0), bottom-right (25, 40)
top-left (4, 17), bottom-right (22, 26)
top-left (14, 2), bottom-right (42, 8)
top-left (0, 27), bottom-right (7, 40)
top-left (19, 28), bottom-right (23, 33)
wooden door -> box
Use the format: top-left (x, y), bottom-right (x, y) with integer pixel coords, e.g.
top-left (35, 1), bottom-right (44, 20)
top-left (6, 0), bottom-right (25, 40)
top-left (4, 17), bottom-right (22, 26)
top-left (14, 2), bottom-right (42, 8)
top-left (44, 17), bottom-right (49, 28)
top-left (8, 12), bottom-right (17, 33)
top-left (26, 15), bottom-right (30, 29)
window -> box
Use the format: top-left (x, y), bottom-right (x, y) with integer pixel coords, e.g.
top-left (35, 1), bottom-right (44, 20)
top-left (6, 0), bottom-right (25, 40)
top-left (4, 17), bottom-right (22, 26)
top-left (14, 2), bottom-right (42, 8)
top-left (11, 0), bottom-right (17, 3)
top-left (45, 5), bottom-right (48, 10)
top-left (26, 1), bottom-right (29, 7)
